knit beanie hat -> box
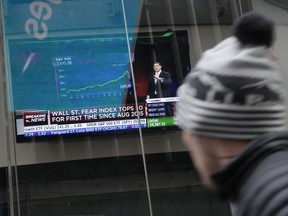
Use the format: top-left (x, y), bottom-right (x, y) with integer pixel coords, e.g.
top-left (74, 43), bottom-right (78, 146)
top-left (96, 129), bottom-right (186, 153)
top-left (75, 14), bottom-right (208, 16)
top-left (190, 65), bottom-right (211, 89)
top-left (176, 13), bottom-right (287, 140)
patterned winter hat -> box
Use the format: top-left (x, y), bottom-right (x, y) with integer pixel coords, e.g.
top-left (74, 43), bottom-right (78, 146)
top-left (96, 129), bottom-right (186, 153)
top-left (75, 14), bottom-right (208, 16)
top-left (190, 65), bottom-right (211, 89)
top-left (176, 13), bottom-right (287, 140)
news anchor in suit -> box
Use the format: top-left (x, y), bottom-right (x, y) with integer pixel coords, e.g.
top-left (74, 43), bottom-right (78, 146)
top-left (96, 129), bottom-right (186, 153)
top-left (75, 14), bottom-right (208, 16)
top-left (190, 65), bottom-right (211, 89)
top-left (148, 61), bottom-right (173, 98)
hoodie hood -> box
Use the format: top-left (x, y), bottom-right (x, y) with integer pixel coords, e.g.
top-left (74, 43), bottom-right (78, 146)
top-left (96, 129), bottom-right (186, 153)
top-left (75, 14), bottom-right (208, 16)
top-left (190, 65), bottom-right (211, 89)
top-left (212, 131), bottom-right (288, 199)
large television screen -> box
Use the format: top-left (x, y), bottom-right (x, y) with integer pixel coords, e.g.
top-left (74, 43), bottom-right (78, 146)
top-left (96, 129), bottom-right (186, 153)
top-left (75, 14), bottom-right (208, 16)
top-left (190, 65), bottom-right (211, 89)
top-left (9, 30), bottom-right (190, 141)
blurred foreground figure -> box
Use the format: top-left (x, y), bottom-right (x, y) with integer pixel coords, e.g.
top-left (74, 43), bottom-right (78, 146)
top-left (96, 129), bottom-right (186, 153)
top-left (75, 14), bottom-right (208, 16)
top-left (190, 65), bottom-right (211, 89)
top-left (176, 12), bottom-right (288, 216)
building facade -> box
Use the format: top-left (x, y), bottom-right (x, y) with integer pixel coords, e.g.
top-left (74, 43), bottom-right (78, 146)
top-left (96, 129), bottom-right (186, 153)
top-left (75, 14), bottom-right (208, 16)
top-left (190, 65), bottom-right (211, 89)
top-left (0, 0), bottom-right (288, 215)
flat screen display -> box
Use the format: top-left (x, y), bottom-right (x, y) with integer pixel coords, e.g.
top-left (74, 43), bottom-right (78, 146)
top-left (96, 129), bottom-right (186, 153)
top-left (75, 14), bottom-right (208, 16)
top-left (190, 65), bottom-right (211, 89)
top-left (9, 30), bottom-right (190, 141)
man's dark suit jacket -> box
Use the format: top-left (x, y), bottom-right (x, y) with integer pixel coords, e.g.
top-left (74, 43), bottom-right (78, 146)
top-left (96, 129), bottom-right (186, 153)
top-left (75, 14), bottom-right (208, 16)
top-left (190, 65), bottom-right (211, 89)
top-left (148, 70), bottom-right (172, 98)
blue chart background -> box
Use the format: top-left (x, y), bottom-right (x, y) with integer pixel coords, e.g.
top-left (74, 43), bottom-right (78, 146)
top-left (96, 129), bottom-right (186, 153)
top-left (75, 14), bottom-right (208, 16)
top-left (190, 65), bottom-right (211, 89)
top-left (4, 0), bottom-right (141, 111)
top-left (9, 35), bottom-right (132, 110)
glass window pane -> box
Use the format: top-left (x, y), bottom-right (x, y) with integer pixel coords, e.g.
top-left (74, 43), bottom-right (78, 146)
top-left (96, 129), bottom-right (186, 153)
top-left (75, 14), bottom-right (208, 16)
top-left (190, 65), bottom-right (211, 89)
top-left (1, 0), bottom-right (150, 215)
top-left (5, 0), bottom-right (288, 216)
top-left (137, 1), bottom-right (250, 216)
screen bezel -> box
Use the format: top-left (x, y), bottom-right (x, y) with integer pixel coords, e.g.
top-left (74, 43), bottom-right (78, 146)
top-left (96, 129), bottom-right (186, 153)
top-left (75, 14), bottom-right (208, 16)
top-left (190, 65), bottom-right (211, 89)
top-left (9, 30), bottom-right (190, 143)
